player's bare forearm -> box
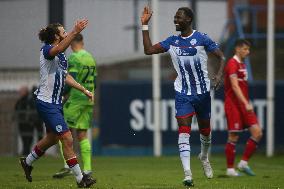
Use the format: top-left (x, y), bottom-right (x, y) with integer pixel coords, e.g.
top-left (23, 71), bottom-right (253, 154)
top-left (66, 74), bottom-right (93, 101)
top-left (49, 19), bottom-right (88, 56)
top-left (50, 31), bottom-right (77, 56)
top-left (142, 31), bottom-right (153, 55)
top-left (141, 6), bottom-right (165, 55)
top-left (211, 49), bottom-right (226, 89)
top-left (214, 49), bottom-right (226, 77)
top-left (230, 77), bottom-right (249, 105)
top-left (142, 31), bottom-right (165, 55)
top-left (65, 74), bottom-right (85, 92)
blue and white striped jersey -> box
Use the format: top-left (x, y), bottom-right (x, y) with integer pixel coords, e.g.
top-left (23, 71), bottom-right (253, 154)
top-left (36, 44), bottom-right (68, 104)
top-left (159, 30), bottom-right (219, 95)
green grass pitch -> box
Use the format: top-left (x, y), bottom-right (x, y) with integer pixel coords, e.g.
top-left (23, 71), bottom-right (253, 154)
top-left (1, 154), bottom-right (283, 189)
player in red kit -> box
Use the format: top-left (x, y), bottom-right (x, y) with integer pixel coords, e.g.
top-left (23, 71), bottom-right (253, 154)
top-left (224, 39), bottom-right (262, 177)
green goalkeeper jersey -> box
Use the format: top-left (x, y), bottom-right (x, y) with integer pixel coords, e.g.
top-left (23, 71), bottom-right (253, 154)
top-left (67, 49), bottom-right (96, 105)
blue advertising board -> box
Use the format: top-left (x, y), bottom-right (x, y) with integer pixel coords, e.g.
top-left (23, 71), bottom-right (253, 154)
top-left (99, 81), bottom-right (284, 151)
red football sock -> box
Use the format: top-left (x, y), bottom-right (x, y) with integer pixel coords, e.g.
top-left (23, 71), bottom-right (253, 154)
top-left (225, 142), bottom-right (236, 168)
top-left (242, 138), bottom-right (258, 161)
top-left (66, 157), bottom-right (79, 168)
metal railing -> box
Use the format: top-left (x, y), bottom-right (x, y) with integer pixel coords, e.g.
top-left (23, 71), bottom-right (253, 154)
top-left (220, 4), bottom-right (284, 82)
top-left (234, 4), bottom-right (284, 41)
top-left (0, 69), bottom-right (39, 92)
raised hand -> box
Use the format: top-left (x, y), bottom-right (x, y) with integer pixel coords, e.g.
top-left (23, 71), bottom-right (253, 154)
top-left (73, 19), bottom-right (88, 34)
top-left (141, 6), bottom-right (153, 25)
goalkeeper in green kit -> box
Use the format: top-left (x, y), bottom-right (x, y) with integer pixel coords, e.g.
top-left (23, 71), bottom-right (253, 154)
top-left (53, 33), bottom-right (97, 178)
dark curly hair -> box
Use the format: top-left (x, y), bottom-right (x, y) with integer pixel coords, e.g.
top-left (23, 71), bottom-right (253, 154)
top-left (38, 23), bottom-right (63, 44)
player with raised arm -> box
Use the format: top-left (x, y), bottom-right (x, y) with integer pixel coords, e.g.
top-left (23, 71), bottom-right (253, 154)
top-left (141, 6), bottom-right (226, 187)
top-left (224, 39), bottom-right (262, 177)
top-left (19, 20), bottom-right (96, 188)
top-left (53, 33), bottom-right (97, 179)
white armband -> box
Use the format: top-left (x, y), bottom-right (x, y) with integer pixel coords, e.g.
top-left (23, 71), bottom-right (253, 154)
top-left (142, 25), bottom-right (149, 31)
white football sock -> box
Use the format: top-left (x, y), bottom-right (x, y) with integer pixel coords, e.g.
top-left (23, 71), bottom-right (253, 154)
top-left (178, 133), bottom-right (191, 174)
top-left (70, 164), bottom-right (83, 183)
top-left (239, 160), bottom-right (248, 167)
top-left (26, 151), bottom-right (39, 166)
top-left (200, 133), bottom-right (211, 160)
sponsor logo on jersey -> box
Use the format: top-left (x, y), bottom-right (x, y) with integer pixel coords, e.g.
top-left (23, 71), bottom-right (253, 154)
top-left (175, 47), bottom-right (197, 56)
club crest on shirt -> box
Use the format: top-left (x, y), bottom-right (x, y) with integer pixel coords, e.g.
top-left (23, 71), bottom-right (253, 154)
top-left (175, 39), bottom-right (179, 44)
top-left (190, 38), bottom-right (197, 46)
top-left (56, 125), bottom-right (63, 132)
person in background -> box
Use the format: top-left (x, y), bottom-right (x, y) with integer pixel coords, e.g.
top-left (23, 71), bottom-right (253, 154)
top-left (15, 86), bottom-right (34, 155)
top-left (224, 39), bottom-right (262, 177)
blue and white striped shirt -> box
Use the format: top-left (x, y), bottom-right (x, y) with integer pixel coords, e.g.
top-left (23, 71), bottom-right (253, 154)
top-left (36, 44), bottom-right (68, 104)
top-left (159, 30), bottom-right (219, 95)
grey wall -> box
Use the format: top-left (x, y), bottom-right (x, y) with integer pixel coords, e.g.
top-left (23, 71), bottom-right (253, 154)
top-left (0, 0), bottom-right (48, 68)
top-left (0, 0), bottom-right (226, 68)
top-left (197, 1), bottom-right (227, 42)
top-left (64, 0), bottom-right (190, 59)
top-left (64, 0), bottom-right (226, 61)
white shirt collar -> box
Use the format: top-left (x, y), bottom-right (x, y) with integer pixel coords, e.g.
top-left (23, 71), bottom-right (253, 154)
top-left (233, 55), bottom-right (243, 63)
top-left (181, 30), bottom-right (196, 39)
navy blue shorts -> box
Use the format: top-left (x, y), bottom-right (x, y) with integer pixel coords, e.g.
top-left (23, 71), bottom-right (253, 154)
top-left (36, 99), bottom-right (69, 135)
top-left (175, 91), bottom-right (211, 120)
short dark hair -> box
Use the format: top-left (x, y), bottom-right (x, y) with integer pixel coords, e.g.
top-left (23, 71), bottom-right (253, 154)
top-left (38, 23), bottom-right (63, 44)
top-left (178, 7), bottom-right (194, 22)
top-left (234, 39), bottom-right (251, 48)
top-left (72, 33), bottom-right (83, 43)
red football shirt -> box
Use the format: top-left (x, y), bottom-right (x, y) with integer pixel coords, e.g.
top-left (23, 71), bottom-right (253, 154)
top-left (224, 55), bottom-right (249, 105)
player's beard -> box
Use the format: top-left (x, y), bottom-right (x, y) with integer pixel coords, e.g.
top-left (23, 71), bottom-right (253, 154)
top-left (175, 24), bottom-right (181, 31)
top-left (175, 22), bottom-right (191, 32)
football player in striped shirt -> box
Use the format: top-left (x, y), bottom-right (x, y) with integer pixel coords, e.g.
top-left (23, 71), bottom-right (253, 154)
top-left (141, 6), bottom-right (226, 187)
top-left (53, 34), bottom-right (97, 179)
top-left (19, 19), bottom-right (96, 188)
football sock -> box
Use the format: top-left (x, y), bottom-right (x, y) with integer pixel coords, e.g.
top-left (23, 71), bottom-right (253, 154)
top-left (58, 141), bottom-right (69, 168)
top-left (199, 129), bottom-right (211, 159)
top-left (66, 156), bottom-right (83, 183)
top-left (80, 138), bottom-right (92, 172)
top-left (239, 159), bottom-right (248, 167)
top-left (178, 126), bottom-right (191, 175)
top-left (26, 145), bottom-right (45, 166)
top-left (242, 137), bottom-right (258, 161)
top-left (225, 142), bottom-right (236, 168)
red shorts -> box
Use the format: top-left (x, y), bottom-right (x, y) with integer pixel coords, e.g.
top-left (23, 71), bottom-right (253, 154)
top-left (225, 102), bottom-right (258, 132)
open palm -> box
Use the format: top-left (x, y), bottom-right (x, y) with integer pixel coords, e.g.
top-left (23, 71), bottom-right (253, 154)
top-left (141, 6), bottom-right (153, 25)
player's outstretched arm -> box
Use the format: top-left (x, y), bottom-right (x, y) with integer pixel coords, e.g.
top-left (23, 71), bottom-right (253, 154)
top-left (211, 49), bottom-right (226, 90)
top-left (49, 19), bottom-right (88, 57)
top-left (141, 6), bottom-right (164, 55)
top-left (65, 73), bottom-right (94, 102)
